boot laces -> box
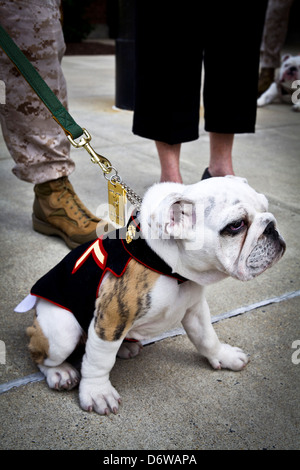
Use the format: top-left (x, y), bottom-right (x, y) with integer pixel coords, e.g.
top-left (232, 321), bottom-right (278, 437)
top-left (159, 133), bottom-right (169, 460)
top-left (57, 179), bottom-right (93, 226)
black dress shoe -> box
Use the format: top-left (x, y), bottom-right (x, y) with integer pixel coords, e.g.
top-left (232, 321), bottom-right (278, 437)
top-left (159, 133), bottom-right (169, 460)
top-left (201, 167), bottom-right (212, 180)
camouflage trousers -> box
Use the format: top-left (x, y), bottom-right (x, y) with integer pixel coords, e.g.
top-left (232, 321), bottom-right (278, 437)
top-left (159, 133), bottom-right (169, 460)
top-left (0, 0), bottom-right (75, 184)
top-left (260, 0), bottom-right (294, 69)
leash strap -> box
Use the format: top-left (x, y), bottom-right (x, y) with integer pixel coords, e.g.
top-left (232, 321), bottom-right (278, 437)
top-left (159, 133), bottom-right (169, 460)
top-left (0, 24), bottom-right (142, 222)
top-left (0, 24), bottom-right (112, 174)
top-left (0, 24), bottom-right (83, 139)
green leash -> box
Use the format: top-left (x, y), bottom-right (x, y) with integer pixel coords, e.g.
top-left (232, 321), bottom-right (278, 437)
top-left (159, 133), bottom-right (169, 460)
top-left (0, 24), bottom-right (143, 222)
top-left (0, 23), bottom-right (82, 139)
top-left (0, 23), bottom-right (112, 175)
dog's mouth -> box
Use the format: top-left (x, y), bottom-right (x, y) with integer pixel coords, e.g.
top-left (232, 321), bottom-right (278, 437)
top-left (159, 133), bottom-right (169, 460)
top-left (246, 238), bottom-right (285, 270)
top-left (245, 226), bottom-right (286, 277)
top-left (280, 67), bottom-right (300, 84)
top-left (235, 222), bottom-right (286, 281)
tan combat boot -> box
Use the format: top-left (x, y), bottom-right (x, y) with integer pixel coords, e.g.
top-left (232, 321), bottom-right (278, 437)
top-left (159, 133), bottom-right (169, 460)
top-left (32, 177), bottom-right (105, 249)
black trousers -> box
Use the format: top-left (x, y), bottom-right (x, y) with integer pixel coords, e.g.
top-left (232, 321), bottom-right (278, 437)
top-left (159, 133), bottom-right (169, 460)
top-left (133, 1), bottom-right (268, 145)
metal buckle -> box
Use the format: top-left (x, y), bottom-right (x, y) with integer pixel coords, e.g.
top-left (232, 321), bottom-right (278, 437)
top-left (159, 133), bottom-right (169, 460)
top-left (126, 224), bottom-right (136, 244)
top-left (67, 128), bottom-right (112, 175)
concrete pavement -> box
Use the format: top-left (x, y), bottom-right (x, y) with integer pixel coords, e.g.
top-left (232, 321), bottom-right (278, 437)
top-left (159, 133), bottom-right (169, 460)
top-left (0, 54), bottom-right (299, 450)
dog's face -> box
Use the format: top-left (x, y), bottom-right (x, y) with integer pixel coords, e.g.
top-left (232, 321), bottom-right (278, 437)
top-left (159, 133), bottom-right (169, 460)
top-left (279, 54), bottom-right (300, 88)
top-left (140, 176), bottom-right (286, 285)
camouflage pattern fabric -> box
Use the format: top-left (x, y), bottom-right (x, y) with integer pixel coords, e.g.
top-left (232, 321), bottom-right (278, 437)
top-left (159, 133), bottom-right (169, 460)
top-left (0, 0), bottom-right (75, 184)
top-left (260, 0), bottom-right (294, 69)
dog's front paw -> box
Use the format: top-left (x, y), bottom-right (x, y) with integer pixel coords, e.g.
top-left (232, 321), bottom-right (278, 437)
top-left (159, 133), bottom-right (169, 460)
top-left (208, 344), bottom-right (249, 371)
top-left (257, 96), bottom-right (266, 107)
top-left (79, 378), bottom-right (121, 415)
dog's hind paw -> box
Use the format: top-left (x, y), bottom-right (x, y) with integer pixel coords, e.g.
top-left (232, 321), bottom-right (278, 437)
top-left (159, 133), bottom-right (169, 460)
top-left (292, 102), bottom-right (300, 112)
top-left (39, 362), bottom-right (80, 391)
top-left (117, 340), bottom-right (143, 359)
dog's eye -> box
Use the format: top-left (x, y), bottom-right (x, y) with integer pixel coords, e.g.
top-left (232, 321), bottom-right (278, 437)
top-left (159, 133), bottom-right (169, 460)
top-left (221, 219), bottom-right (247, 235)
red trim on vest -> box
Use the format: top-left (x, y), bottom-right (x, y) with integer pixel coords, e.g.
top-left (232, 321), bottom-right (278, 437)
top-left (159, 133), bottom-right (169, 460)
top-left (31, 294), bottom-right (72, 313)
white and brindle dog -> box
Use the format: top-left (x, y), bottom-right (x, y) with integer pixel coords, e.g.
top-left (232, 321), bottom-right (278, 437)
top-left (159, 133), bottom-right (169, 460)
top-left (257, 54), bottom-right (300, 111)
top-left (17, 176), bottom-right (285, 415)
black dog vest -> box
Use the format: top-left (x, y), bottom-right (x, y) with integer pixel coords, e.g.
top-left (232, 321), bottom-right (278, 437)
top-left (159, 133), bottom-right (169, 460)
top-left (31, 213), bottom-right (187, 332)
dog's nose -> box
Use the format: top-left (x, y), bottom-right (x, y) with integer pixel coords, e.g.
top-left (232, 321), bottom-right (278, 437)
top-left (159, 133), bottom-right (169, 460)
top-left (264, 221), bottom-right (279, 240)
top-left (288, 66), bottom-right (297, 73)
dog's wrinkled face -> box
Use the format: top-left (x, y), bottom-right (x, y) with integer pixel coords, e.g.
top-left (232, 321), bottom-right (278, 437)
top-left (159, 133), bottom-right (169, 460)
top-left (140, 176), bottom-right (286, 285)
top-left (279, 54), bottom-right (300, 88)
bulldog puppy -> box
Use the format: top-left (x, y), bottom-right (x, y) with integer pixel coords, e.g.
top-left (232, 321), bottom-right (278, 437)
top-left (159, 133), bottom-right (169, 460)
top-left (257, 54), bottom-right (300, 111)
top-left (20, 176), bottom-right (285, 415)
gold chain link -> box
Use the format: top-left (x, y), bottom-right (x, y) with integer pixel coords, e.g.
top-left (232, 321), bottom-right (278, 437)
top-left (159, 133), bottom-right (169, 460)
top-left (68, 128), bottom-right (143, 211)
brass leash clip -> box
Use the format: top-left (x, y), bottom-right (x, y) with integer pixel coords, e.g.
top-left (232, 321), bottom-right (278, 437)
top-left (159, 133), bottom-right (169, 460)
top-left (68, 128), bottom-right (142, 226)
top-left (68, 128), bottom-right (112, 175)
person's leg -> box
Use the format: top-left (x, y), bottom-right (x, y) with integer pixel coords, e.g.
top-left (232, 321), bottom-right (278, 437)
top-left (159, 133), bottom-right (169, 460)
top-left (203, 1), bottom-right (268, 178)
top-left (208, 133), bottom-right (234, 177)
top-left (258, 0), bottom-right (294, 96)
top-left (0, 0), bottom-right (102, 248)
top-left (133, 2), bottom-right (204, 183)
top-left (260, 0), bottom-right (294, 69)
top-left (0, 0), bottom-right (74, 183)
top-left (133, 2), bottom-right (202, 146)
top-left (155, 142), bottom-right (182, 183)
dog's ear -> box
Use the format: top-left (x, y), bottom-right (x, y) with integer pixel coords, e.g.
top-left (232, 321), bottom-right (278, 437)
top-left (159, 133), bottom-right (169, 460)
top-left (281, 54), bottom-right (291, 63)
top-left (153, 193), bottom-right (195, 240)
top-left (165, 198), bottom-right (195, 239)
